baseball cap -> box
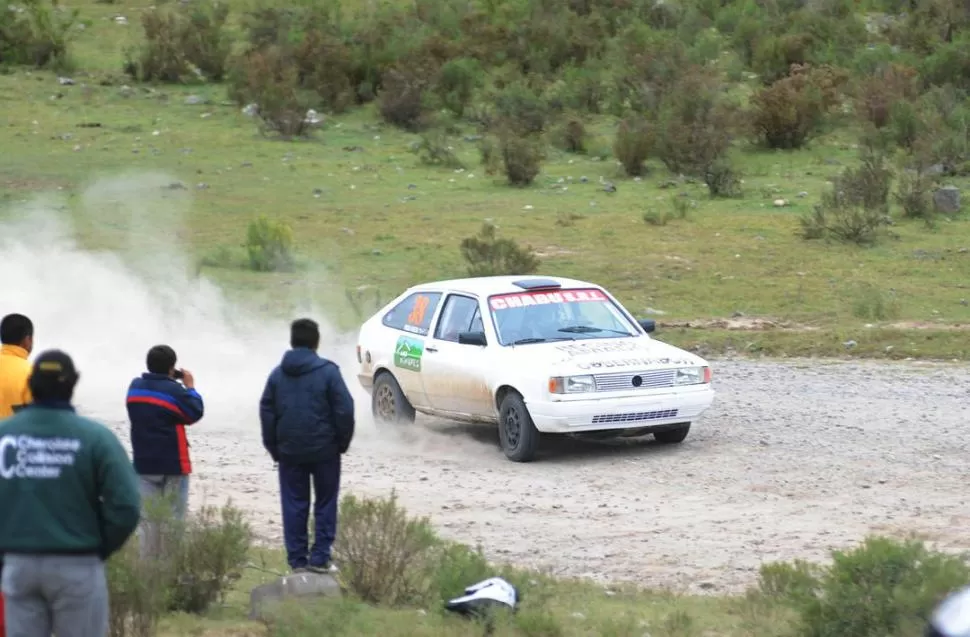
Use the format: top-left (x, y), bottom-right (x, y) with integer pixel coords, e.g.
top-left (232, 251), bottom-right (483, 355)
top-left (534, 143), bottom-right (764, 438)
top-left (31, 350), bottom-right (79, 387)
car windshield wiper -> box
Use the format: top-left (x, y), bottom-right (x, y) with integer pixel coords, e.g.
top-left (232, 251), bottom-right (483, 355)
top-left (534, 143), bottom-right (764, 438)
top-left (558, 325), bottom-right (632, 336)
top-left (509, 336), bottom-right (576, 345)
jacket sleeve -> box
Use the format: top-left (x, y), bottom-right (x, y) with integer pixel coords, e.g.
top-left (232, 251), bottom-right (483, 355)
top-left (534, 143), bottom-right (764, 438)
top-left (259, 370), bottom-right (279, 460)
top-left (172, 385), bottom-right (204, 425)
top-left (326, 364), bottom-right (355, 454)
top-left (95, 429), bottom-right (142, 560)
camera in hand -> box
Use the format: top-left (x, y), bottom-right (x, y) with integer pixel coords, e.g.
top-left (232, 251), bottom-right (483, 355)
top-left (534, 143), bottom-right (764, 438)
top-left (173, 369), bottom-right (185, 380)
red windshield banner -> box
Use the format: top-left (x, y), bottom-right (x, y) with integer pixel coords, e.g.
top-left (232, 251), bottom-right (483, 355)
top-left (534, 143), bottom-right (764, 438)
top-left (489, 288), bottom-right (608, 310)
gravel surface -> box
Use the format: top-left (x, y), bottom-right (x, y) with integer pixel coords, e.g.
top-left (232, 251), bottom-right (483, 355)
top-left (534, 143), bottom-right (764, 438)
top-left (118, 358), bottom-right (970, 596)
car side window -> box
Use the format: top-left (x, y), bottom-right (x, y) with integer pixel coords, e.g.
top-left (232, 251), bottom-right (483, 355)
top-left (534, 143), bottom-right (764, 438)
top-left (433, 295), bottom-right (480, 343)
top-left (382, 292), bottom-right (442, 336)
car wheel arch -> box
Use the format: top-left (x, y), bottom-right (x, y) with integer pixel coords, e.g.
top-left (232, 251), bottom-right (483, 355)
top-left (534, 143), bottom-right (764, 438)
top-left (494, 385), bottom-right (522, 411)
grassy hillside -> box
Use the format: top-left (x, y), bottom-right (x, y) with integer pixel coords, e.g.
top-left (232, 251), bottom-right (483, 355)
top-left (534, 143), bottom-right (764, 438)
top-left (2, 0), bottom-right (970, 363)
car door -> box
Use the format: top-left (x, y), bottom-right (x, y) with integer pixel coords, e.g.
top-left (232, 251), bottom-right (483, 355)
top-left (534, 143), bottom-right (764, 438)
top-left (376, 289), bottom-right (445, 409)
top-left (419, 293), bottom-right (495, 418)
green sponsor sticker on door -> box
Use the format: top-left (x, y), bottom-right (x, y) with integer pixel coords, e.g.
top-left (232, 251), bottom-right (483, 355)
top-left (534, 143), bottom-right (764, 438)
top-left (394, 336), bottom-right (424, 371)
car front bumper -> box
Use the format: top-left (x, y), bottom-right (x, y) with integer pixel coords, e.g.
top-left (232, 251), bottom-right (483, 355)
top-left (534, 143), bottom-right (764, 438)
top-left (526, 385), bottom-right (716, 434)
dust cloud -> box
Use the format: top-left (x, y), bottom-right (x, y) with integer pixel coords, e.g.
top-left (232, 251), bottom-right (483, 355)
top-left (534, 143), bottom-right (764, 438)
top-left (0, 172), bottom-right (375, 442)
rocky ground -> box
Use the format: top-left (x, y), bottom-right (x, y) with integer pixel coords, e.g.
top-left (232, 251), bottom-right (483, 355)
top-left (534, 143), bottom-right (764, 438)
top-left (107, 358), bottom-right (970, 595)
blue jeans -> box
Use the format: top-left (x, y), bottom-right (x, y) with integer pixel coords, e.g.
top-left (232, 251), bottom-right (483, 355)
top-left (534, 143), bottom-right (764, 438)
top-left (278, 456), bottom-right (340, 570)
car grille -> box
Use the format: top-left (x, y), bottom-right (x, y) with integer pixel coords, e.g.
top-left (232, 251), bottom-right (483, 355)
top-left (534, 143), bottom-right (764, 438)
top-left (591, 408), bottom-right (679, 424)
top-left (592, 369), bottom-right (677, 392)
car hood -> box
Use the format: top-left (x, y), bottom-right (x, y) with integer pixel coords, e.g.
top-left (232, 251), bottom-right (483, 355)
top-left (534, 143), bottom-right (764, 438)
top-left (514, 337), bottom-right (707, 374)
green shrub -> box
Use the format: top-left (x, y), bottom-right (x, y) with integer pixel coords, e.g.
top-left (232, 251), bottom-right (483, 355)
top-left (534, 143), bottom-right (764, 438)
top-left (107, 497), bottom-right (251, 635)
top-left (749, 64), bottom-right (849, 150)
top-left (704, 160), bottom-right (743, 199)
top-left (894, 169), bottom-right (934, 223)
top-left (0, 0), bottom-right (79, 70)
top-left (492, 82), bottom-right (549, 135)
top-left (411, 131), bottom-right (466, 169)
top-left (246, 215), bottom-right (296, 272)
top-left (800, 151), bottom-right (893, 245)
top-left (613, 115), bottom-right (653, 177)
top-left (436, 57), bottom-right (484, 118)
top-left (333, 491), bottom-right (439, 606)
top-left (124, 1), bottom-right (231, 82)
top-left (460, 222), bottom-right (541, 277)
top-left (850, 282), bottom-right (901, 321)
top-left (167, 501), bottom-right (252, 614)
top-left (758, 559), bottom-right (823, 608)
top-left (801, 536), bottom-right (970, 637)
top-left (500, 134), bottom-right (545, 186)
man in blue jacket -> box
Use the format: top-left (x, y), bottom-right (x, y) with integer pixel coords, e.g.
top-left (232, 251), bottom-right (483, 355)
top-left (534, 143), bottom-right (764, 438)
top-left (126, 345), bottom-right (204, 557)
top-left (259, 318), bottom-right (355, 574)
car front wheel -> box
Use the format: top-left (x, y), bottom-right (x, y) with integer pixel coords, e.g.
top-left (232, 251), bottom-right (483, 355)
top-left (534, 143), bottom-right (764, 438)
top-left (498, 392), bottom-right (540, 462)
top-left (653, 423), bottom-right (690, 444)
top-left (372, 372), bottom-right (416, 426)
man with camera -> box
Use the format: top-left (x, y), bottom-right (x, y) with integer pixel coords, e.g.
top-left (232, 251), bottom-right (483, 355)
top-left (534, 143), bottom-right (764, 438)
top-left (125, 345), bottom-right (204, 558)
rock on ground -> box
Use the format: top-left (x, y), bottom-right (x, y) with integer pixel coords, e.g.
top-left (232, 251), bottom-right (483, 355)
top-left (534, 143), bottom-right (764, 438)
top-left (249, 572), bottom-right (342, 620)
top-left (933, 186), bottom-right (961, 215)
top-left (108, 359), bottom-right (970, 596)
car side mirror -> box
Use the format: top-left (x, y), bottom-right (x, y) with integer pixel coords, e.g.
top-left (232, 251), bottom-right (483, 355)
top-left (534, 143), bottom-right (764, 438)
top-left (458, 331), bottom-right (488, 346)
top-left (638, 319), bottom-right (656, 333)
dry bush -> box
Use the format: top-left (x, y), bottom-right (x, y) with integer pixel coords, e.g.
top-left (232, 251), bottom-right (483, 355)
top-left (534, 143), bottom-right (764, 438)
top-left (553, 115), bottom-right (587, 153)
top-left (749, 63), bottom-right (849, 149)
top-left (460, 222), bottom-right (541, 277)
top-left (230, 46), bottom-right (313, 138)
top-left (613, 115), bottom-right (653, 177)
top-left (853, 63), bottom-right (921, 129)
top-left (124, 1), bottom-right (231, 82)
top-left (378, 64), bottom-right (435, 131)
top-left (292, 29), bottom-right (357, 114)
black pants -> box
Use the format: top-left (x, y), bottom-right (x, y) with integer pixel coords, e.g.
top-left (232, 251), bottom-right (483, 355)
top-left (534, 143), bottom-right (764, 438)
top-left (277, 455), bottom-right (341, 570)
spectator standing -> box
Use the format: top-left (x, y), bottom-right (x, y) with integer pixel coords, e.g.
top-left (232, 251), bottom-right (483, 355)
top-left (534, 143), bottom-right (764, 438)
top-left (0, 350), bottom-right (141, 637)
top-left (259, 318), bottom-right (355, 574)
top-left (0, 313), bottom-right (35, 636)
top-left (125, 345), bottom-right (204, 558)
top-left (0, 314), bottom-right (34, 419)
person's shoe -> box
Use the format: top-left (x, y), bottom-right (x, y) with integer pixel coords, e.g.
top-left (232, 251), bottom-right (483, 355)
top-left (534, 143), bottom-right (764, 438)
top-left (307, 562), bottom-right (339, 574)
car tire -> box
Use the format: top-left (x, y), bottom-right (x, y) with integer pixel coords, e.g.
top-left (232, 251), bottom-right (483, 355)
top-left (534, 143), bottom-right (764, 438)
top-left (653, 423), bottom-right (690, 444)
top-left (498, 392), bottom-right (540, 463)
top-left (372, 372), bottom-right (416, 425)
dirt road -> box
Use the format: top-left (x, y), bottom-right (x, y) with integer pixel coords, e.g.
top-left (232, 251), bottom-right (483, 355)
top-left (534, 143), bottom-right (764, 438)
top-left (110, 358), bottom-right (970, 595)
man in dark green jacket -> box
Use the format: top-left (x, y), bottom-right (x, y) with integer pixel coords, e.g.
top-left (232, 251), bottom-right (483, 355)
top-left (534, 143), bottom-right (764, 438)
top-left (0, 350), bottom-right (141, 637)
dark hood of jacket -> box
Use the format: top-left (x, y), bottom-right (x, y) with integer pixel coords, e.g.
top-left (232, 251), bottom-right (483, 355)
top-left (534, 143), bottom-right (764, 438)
top-left (281, 348), bottom-right (330, 376)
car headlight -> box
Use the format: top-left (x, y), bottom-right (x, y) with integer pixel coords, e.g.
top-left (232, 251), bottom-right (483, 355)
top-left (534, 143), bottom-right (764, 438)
top-left (673, 366), bottom-right (712, 385)
top-left (548, 375), bottom-right (596, 394)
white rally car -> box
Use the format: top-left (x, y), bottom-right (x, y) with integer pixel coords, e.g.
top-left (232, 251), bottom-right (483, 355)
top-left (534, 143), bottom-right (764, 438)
top-left (355, 275), bottom-right (715, 462)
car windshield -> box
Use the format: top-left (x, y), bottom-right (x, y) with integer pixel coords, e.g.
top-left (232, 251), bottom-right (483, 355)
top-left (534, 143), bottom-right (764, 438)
top-left (487, 288), bottom-right (639, 346)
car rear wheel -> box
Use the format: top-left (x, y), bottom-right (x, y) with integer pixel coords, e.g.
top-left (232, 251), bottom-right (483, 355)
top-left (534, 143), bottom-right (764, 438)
top-left (372, 372), bottom-right (416, 425)
top-left (653, 423), bottom-right (690, 444)
top-left (498, 392), bottom-right (540, 463)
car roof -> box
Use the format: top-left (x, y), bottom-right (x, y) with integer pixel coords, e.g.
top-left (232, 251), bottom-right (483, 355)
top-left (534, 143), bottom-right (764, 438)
top-left (405, 275), bottom-right (602, 298)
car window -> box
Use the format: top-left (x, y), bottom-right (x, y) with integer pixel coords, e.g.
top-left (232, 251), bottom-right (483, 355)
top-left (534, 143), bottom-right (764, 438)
top-left (433, 294), bottom-right (480, 343)
top-left (487, 288), bottom-right (638, 346)
top-left (382, 292), bottom-right (442, 336)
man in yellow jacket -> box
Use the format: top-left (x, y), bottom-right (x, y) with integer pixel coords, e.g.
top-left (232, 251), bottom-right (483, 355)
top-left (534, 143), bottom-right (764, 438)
top-left (0, 314), bottom-right (34, 419)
